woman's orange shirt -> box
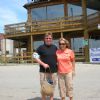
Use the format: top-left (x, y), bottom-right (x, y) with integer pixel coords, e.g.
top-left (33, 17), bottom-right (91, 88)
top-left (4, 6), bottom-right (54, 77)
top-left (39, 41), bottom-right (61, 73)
top-left (56, 48), bottom-right (75, 73)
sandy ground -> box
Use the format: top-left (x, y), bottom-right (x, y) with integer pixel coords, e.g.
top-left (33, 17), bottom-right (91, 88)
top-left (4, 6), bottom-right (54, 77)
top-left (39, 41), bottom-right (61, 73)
top-left (0, 63), bottom-right (100, 100)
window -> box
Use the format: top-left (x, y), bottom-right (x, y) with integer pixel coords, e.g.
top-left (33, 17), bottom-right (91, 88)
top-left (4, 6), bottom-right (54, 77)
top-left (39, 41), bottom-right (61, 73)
top-left (31, 4), bottom-right (64, 20)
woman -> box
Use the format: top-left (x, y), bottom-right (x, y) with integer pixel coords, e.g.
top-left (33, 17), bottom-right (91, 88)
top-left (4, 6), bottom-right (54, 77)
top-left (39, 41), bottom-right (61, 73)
top-left (56, 38), bottom-right (75, 100)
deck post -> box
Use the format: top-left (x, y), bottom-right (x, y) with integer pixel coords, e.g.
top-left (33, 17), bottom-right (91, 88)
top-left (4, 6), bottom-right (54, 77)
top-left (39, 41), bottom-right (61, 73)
top-left (27, 35), bottom-right (33, 63)
top-left (64, 0), bottom-right (68, 17)
top-left (4, 39), bottom-right (7, 64)
top-left (13, 41), bottom-right (16, 63)
top-left (27, 8), bottom-right (32, 24)
top-left (82, 0), bottom-right (89, 62)
top-left (61, 32), bottom-right (63, 38)
top-left (18, 42), bottom-right (21, 63)
top-left (31, 35), bottom-right (33, 63)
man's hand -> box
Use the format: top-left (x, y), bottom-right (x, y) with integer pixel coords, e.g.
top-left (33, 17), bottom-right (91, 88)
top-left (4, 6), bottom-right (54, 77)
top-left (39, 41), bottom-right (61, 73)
top-left (43, 64), bottom-right (49, 69)
top-left (33, 52), bottom-right (49, 69)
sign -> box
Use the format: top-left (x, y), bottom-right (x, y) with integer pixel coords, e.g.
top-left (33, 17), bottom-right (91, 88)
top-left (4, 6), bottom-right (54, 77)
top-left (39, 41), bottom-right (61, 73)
top-left (90, 48), bottom-right (100, 63)
top-left (83, 39), bottom-right (88, 46)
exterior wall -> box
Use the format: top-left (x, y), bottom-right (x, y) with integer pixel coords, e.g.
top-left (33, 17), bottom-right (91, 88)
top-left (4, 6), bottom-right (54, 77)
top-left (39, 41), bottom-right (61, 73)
top-left (1, 39), bottom-right (13, 55)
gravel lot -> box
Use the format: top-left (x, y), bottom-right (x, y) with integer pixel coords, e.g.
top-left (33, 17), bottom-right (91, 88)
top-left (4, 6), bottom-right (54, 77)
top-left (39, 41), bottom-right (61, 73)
top-left (0, 63), bottom-right (100, 100)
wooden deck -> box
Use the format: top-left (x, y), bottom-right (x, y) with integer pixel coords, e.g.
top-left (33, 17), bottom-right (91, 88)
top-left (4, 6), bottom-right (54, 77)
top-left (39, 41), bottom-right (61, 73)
top-left (4, 12), bottom-right (100, 38)
top-left (4, 15), bottom-right (83, 38)
top-left (3, 12), bottom-right (100, 63)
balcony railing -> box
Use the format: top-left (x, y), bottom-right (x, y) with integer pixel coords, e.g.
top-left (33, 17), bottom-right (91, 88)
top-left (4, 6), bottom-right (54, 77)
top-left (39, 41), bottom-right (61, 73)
top-left (4, 15), bottom-right (83, 35)
top-left (0, 51), bottom-right (85, 63)
top-left (4, 12), bottom-right (100, 36)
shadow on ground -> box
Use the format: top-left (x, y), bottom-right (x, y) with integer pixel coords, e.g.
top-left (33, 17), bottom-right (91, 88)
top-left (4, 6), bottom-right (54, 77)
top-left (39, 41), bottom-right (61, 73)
top-left (27, 97), bottom-right (60, 100)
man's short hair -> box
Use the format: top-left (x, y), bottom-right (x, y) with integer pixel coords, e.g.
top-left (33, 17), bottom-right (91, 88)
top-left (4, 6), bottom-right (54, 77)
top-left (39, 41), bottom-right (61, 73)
top-left (44, 32), bottom-right (53, 38)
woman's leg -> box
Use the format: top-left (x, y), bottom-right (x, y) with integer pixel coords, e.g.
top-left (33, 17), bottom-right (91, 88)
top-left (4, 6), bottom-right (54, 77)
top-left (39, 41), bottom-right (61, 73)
top-left (58, 74), bottom-right (66, 100)
top-left (65, 72), bottom-right (73, 100)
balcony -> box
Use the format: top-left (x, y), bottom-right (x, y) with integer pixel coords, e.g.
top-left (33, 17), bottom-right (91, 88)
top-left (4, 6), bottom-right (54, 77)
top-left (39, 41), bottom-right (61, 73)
top-left (3, 12), bottom-right (100, 63)
top-left (4, 15), bottom-right (83, 38)
top-left (4, 12), bottom-right (100, 38)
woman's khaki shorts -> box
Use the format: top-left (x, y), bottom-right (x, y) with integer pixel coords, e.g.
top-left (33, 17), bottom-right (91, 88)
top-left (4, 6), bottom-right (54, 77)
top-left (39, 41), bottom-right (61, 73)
top-left (58, 72), bottom-right (73, 98)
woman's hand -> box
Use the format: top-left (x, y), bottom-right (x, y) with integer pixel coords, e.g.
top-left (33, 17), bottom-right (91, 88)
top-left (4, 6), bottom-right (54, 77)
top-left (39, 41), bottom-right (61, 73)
top-left (72, 71), bottom-right (75, 79)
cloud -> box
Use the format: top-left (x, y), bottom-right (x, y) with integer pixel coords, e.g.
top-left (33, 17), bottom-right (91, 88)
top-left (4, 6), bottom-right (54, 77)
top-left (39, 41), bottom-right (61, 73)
top-left (0, 0), bottom-right (27, 33)
top-left (0, 8), bottom-right (18, 33)
top-left (0, 8), bottom-right (18, 23)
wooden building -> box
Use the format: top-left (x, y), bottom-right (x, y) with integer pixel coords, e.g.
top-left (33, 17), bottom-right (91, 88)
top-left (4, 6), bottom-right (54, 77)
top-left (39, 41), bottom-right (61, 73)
top-left (4, 0), bottom-right (100, 63)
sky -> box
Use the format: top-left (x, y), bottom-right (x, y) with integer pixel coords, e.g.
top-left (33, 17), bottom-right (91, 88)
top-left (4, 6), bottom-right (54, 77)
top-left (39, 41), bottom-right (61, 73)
top-left (0, 0), bottom-right (28, 33)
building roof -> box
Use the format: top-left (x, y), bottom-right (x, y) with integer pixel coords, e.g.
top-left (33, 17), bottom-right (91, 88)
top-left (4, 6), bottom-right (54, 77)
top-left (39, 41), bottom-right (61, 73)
top-left (75, 0), bottom-right (100, 11)
top-left (24, 0), bottom-right (100, 11)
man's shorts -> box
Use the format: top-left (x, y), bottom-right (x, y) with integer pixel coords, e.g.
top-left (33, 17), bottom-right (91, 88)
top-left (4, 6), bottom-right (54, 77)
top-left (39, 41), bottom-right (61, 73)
top-left (58, 72), bottom-right (73, 97)
top-left (40, 72), bottom-right (57, 89)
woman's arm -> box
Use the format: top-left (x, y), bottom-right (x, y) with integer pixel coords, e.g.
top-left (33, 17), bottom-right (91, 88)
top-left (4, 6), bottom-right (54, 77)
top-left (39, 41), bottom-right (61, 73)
top-left (72, 59), bottom-right (75, 78)
top-left (72, 60), bottom-right (75, 72)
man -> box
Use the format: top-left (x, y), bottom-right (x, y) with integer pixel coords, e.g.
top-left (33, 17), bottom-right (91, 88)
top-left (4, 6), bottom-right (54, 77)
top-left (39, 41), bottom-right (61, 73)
top-left (33, 32), bottom-right (57, 100)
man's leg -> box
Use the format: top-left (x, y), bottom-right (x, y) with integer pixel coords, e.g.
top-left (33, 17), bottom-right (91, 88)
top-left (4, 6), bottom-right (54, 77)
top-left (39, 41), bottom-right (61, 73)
top-left (41, 94), bottom-right (46, 100)
top-left (61, 97), bottom-right (65, 100)
top-left (40, 73), bottom-right (46, 100)
top-left (50, 95), bottom-right (54, 100)
top-left (50, 73), bottom-right (57, 100)
top-left (70, 97), bottom-right (73, 100)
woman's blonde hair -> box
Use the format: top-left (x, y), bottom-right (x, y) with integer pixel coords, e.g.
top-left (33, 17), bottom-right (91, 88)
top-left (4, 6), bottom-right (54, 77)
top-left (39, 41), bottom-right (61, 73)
top-left (59, 38), bottom-right (70, 48)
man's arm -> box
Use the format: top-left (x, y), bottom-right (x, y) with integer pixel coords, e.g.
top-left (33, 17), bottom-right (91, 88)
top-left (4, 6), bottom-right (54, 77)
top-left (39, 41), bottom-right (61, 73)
top-left (33, 52), bottom-right (49, 68)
